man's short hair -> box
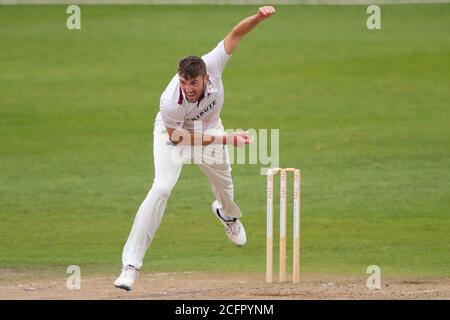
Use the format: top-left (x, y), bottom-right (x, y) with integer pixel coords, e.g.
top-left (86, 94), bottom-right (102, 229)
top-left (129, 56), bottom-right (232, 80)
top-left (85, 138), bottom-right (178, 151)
top-left (178, 56), bottom-right (207, 80)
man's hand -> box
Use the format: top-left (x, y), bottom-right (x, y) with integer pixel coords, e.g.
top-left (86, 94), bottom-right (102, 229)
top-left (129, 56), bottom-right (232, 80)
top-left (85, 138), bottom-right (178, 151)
top-left (256, 6), bottom-right (276, 22)
top-left (226, 131), bottom-right (253, 147)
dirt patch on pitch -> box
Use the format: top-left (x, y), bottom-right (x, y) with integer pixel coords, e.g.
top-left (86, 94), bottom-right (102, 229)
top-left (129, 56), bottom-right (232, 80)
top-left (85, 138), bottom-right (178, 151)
top-left (0, 269), bottom-right (449, 300)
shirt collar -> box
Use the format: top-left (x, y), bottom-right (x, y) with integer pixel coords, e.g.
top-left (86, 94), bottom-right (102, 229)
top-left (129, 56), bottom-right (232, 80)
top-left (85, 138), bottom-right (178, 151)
top-left (205, 79), bottom-right (218, 96)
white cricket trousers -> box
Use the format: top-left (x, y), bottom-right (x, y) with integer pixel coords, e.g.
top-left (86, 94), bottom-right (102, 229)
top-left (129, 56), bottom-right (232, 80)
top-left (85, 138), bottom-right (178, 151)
top-left (122, 114), bottom-right (242, 269)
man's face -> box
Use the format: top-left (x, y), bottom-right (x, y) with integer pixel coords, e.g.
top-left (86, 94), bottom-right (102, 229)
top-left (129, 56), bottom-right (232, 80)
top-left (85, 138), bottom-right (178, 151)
top-left (179, 74), bottom-right (208, 103)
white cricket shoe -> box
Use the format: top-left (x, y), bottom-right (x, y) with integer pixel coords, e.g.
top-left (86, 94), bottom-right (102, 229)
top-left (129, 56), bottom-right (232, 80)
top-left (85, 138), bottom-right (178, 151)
top-left (114, 265), bottom-right (139, 291)
top-left (212, 200), bottom-right (247, 247)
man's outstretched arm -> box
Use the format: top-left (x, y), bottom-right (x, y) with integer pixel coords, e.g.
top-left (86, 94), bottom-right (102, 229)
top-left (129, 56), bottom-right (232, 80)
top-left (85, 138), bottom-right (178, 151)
top-left (166, 127), bottom-right (252, 147)
top-left (224, 5), bottom-right (276, 55)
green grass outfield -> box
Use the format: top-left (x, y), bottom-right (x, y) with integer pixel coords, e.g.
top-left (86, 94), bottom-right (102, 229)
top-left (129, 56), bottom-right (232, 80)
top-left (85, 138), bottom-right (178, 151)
top-left (1, 4), bottom-right (449, 278)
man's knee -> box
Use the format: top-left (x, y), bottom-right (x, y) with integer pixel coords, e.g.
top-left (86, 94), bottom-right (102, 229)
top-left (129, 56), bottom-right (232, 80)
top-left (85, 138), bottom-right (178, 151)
top-left (151, 181), bottom-right (174, 199)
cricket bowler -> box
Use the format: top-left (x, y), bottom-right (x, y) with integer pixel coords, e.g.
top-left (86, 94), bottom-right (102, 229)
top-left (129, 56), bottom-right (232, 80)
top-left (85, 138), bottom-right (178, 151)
top-left (114, 5), bottom-right (276, 291)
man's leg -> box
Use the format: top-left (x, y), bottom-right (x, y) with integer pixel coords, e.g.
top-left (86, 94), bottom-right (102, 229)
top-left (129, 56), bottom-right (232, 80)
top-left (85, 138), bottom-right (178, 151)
top-left (122, 122), bottom-right (183, 270)
top-left (197, 144), bottom-right (246, 246)
top-left (198, 161), bottom-right (242, 219)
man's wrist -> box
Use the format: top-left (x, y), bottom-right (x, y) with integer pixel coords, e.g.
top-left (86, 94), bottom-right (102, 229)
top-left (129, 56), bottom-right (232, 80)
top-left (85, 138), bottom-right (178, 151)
top-left (254, 13), bottom-right (265, 23)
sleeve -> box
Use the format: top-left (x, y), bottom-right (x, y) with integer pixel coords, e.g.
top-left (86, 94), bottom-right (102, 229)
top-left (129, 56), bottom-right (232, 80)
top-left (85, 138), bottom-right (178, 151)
top-left (160, 99), bottom-right (185, 129)
top-left (201, 40), bottom-right (231, 78)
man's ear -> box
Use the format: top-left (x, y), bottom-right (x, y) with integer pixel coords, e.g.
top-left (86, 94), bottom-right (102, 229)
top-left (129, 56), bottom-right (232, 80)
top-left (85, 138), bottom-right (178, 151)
top-left (204, 73), bottom-right (209, 82)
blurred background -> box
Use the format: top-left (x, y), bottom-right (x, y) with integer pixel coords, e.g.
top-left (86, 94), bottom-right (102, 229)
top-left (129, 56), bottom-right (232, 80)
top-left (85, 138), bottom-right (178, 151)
top-left (1, 1), bottom-right (449, 280)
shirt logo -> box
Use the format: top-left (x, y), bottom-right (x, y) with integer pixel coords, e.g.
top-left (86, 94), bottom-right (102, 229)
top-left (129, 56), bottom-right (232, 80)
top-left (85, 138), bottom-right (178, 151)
top-left (189, 100), bottom-right (216, 121)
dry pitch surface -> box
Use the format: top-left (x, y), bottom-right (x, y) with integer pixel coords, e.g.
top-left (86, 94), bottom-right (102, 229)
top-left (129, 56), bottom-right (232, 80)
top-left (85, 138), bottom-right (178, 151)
top-left (1, 270), bottom-right (449, 300)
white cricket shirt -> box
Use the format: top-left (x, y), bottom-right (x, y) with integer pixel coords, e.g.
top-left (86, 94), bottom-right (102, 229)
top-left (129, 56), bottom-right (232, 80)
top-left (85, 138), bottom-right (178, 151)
top-left (157, 40), bottom-right (230, 132)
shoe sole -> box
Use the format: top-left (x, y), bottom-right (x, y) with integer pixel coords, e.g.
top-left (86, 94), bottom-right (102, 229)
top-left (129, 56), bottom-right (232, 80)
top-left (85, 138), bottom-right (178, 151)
top-left (114, 284), bottom-right (132, 291)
